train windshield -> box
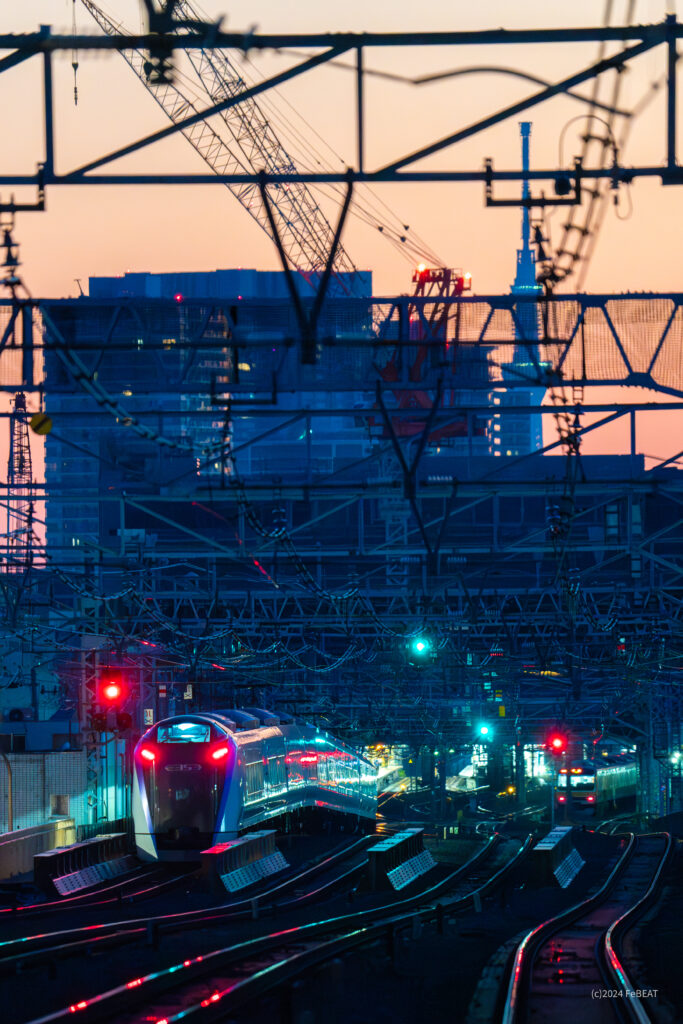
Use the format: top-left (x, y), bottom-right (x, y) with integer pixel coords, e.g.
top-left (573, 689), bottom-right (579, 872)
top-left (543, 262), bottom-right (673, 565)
top-left (157, 722), bottom-right (211, 743)
top-left (570, 774), bottom-right (595, 789)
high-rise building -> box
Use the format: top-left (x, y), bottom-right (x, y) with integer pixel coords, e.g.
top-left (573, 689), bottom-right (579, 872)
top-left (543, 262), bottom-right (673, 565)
top-left (44, 269), bottom-right (374, 563)
top-left (489, 122), bottom-right (546, 457)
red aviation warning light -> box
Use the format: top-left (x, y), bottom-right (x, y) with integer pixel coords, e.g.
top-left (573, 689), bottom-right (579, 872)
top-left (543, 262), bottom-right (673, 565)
top-left (411, 265), bottom-right (472, 295)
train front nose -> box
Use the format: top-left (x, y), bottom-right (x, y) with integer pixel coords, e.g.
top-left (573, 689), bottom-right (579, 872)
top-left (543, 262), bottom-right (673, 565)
top-left (135, 718), bottom-right (232, 860)
top-left (153, 759), bottom-right (218, 852)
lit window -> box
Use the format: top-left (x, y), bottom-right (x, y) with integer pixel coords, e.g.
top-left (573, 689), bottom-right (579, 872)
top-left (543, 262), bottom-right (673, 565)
top-left (163, 337), bottom-right (176, 348)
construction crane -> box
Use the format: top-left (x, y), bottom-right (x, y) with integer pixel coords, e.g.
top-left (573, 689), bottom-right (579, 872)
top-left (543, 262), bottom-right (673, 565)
top-left (80, 0), bottom-right (362, 290)
top-left (6, 392), bottom-right (35, 572)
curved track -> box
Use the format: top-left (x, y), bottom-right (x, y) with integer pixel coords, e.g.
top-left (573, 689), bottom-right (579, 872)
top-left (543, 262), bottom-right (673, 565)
top-left (0, 868), bottom-right (193, 918)
top-left (502, 832), bottom-right (673, 1024)
top-left (0, 836), bottom-right (374, 976)
top-left (22, 833), bottom-right (530, 1024)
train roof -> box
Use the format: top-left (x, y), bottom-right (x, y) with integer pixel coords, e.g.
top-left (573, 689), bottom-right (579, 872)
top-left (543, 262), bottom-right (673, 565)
top-left (136, 712), bottom-right (375, 767)
top-left (564, 757), bottom-right (636, 772)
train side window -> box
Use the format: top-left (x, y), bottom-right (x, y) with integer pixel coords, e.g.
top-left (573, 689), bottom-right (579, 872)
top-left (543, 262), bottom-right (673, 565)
top-left (244, 761), bottom-right (264, 803)
top-left (265, 755), bottom-right (286, 790)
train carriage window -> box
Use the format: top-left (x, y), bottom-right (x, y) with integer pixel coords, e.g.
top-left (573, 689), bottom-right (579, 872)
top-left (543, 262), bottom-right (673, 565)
top-left (285, 748), bottom-right (305, 787)
top-left (264, 755), bottom-right (286, 791)
top-left (244, 760), bottom-right (264, 803)
top-left (300, 752), bottom-right (318, 780)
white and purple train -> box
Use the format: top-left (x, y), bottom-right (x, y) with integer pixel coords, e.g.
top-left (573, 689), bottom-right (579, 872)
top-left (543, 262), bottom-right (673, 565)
top-left (132, 710), bottom-right (377, 861)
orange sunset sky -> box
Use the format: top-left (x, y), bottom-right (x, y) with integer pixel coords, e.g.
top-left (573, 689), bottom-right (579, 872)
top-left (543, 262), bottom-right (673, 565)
top-left (0, 0), bottom-right (681, 463)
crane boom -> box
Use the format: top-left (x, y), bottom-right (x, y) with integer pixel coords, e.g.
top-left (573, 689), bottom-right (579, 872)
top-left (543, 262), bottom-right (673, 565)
top-left (80, 0), bottom-right (360, 285)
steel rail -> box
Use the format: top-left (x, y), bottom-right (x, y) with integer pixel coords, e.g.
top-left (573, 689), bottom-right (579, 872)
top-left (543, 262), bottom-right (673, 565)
top-left (501, 832), bottom-right (671, 1024)
top-left (502, 832), bottom-right (637, 1024)
top-left (24, 833), bottom-right (530, 1024)
top-left (0, 834), bottom-right (373, 972)
top-left (0, 866), bottom-right (183, 917)
top-left (602, 832), bottom-right (674, 1024)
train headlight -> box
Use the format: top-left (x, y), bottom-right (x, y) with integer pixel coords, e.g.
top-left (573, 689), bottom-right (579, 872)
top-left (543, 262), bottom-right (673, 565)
top-left (139, 746), bottom-right (155, 763)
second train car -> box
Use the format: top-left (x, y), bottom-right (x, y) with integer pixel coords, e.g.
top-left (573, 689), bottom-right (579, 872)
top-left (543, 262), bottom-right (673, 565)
top-left (556, 758), bottom-right (637, 812)
top-left (132, 710), bottom-right (377, 861)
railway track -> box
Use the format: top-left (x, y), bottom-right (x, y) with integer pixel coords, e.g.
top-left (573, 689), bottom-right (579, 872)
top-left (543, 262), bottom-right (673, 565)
top-left (21, 833), bottom-right (530, 1024)
top-left (0, 867), bottom-right (194, 918)
top-left (501, 832), bottom-right (673, 1024)
top-left (0, 835), bottom-right (375, 976)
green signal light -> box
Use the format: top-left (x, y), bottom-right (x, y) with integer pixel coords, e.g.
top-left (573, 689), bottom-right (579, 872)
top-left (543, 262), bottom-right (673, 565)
top-left (410, 637), bottom-right (431, 655)
top-left (477, 724), bottom-right (492, 738)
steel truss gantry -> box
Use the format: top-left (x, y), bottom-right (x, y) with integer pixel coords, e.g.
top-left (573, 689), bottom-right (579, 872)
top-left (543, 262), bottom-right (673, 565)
top-left (0, 289), bottom-right (675, 764)
top-left (0, 8), bottom-right (682, 807)
top-left (2, 16), bottom-right (683, 202)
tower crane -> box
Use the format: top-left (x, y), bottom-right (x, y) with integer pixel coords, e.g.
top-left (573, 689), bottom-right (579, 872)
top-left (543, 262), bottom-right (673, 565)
top-left (80, 0), bottom-right (361, 290)
top-left (6, 392), bottom-right (35, 572)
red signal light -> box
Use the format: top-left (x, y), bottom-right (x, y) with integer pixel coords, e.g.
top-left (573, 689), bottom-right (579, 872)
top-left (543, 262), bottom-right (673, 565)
top-left (100, 673), bottom-right (125, 704)
top-left (211, 746), bottom-right (229, 761)
top-left (547, 732), bottom-right (567, 755)
top-left (174, 292), bottom-right (183, 303)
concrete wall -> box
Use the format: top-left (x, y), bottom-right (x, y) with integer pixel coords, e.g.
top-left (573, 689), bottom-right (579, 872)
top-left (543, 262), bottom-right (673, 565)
top-left (0, 818), bottom-right (76, 881)
top-left (0, 751), bottom-right (88, 833)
